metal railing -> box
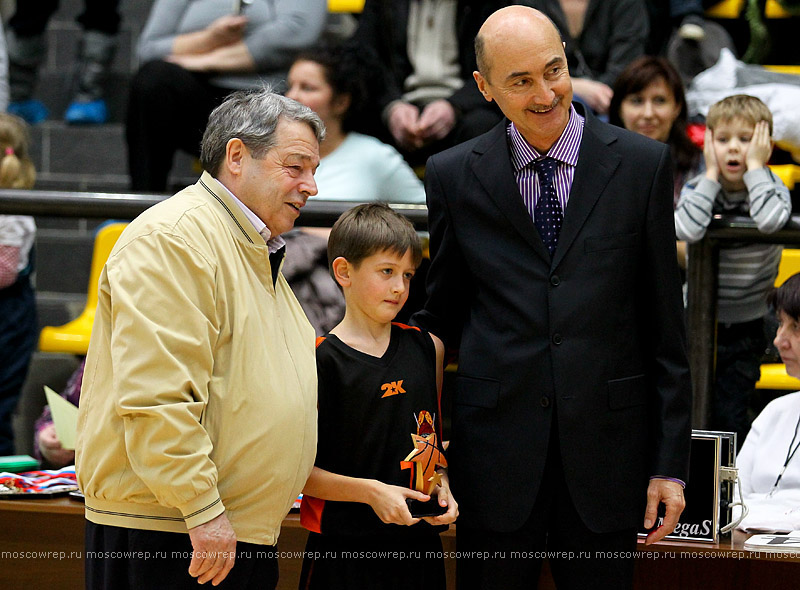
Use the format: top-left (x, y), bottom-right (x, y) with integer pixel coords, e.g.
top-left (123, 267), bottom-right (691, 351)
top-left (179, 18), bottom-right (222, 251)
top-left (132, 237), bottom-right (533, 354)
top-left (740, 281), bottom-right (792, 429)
top-left (687, 214), bottom-right (800, 429)
top-left (4, 188), bottom-right (798, 428)
top-left (0, 188), bottom-right (429, 229)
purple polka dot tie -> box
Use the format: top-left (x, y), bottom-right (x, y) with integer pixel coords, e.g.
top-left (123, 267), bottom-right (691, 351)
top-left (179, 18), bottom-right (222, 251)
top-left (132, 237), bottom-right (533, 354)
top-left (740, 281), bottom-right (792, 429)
top-left (534, 157), bottom-right (563, 256)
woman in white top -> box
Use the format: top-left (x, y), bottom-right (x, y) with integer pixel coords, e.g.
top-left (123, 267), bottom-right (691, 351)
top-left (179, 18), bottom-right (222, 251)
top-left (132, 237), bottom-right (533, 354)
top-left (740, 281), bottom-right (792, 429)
top-left (285, 45), bottom-right (425, 205)
top-left (736, 272), bottom-right (800, 532)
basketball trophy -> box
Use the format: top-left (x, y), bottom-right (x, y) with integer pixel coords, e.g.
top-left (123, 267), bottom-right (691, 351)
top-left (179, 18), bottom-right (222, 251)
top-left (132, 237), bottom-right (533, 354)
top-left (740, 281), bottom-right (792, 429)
top-left (401, 410), bottom-right (448, 517)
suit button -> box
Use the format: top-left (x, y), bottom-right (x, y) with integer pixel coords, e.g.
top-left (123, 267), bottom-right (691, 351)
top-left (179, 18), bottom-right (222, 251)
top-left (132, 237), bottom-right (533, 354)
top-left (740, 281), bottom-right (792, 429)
top-left (550, 275), bottom-right (560, 286)
top-left (540, 397), bottom-right (550, 408)
top-left (552, 333), bottom-right (562, 345)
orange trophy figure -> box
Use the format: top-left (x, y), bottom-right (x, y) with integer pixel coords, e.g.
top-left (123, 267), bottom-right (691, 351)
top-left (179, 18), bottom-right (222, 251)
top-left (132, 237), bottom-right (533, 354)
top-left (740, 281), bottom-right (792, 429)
top-left (401, 410), bottom-right (447, 516)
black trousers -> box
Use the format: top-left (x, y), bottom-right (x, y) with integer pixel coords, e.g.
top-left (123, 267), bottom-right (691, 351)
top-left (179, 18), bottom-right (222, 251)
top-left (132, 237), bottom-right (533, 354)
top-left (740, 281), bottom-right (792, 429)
top-left (9, 0), bottom-right (121, 37)
top-left (126, 60), bottom-right (232, 192)
top-left (455, 418), bottom-right (638, 590)
top-left (85, 521), bottom-right (279, 590)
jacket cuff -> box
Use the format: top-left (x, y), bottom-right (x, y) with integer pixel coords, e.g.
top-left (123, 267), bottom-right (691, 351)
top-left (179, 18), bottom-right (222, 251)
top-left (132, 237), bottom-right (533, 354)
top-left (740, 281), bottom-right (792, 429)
top-left (180, 486), bottom-right (225, 529)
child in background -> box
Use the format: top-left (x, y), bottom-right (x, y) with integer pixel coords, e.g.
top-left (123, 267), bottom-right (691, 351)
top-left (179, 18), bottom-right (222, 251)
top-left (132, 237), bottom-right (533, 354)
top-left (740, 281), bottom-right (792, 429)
top-left (0, 113), bottom-right (37, 455)
top-left (299, 203), bottom-right (457, 590)
top-left (675, 94), bottom-right (791, 447)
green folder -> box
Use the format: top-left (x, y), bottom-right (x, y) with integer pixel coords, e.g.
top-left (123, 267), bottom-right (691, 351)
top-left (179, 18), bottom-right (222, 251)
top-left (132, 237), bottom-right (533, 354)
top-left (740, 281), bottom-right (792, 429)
top-left (0, 455), bottom-right (39, 473)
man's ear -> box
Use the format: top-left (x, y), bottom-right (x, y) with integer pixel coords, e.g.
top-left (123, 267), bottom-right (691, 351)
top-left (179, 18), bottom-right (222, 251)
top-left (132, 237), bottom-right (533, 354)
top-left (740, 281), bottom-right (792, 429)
top-left (331, 256), bottom-right (351, 288)
top-left (225, 138), bottom-right (246, 177)
top-left (473, 71), bottom-right (494, 103)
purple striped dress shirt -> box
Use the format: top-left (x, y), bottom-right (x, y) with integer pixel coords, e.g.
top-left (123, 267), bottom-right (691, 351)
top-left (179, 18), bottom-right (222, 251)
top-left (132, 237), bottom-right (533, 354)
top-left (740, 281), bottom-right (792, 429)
top-left (507, 104), bottom-right (584, 221)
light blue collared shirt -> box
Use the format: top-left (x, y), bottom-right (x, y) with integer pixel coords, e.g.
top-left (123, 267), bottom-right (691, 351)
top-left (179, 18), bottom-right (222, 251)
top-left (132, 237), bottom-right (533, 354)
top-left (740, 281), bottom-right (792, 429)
top-left (216, 177), bottom-right (286, 254)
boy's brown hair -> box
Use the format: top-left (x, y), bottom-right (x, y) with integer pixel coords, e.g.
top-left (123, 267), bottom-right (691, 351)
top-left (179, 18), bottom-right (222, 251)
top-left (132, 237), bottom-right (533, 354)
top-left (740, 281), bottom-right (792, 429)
top-left (706, 94), bottom-right (773, 135)
top-left (327, 203), bottom-right (422, 281)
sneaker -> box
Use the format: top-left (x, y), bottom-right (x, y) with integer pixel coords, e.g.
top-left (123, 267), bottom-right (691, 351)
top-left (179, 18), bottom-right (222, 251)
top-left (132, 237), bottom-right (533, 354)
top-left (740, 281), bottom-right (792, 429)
top-left (64, 99), bottom-right (108, 125)
top-left (678, 14), bottom-right (706, 41)
top-left (8, 99), bottom-right (49, 124)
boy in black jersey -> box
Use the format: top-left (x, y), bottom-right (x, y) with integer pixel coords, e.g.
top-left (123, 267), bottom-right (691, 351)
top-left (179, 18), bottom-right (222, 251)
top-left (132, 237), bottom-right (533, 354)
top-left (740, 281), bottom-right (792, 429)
top-left (299, 203), bottom-right (457, 590)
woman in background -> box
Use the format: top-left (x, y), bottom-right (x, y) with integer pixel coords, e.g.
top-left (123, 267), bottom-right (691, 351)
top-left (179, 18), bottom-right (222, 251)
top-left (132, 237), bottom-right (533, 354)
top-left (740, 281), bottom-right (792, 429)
top-left (0, 113), bottom-right (37, 456)
top-left (285, 44), bottom-right (426, 205)
top-left (610, 55), bottom-right (702, 207)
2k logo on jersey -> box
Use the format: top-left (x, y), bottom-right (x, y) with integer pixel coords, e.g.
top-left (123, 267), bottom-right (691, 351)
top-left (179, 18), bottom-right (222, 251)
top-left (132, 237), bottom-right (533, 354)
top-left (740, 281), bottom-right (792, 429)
top-left (381, 380), bottom-right (406, 398)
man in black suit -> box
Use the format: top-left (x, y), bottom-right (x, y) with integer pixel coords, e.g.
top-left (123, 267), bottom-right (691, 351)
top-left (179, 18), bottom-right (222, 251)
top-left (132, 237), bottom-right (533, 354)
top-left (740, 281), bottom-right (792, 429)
top-left (413, 6), bottom-right (691, 589)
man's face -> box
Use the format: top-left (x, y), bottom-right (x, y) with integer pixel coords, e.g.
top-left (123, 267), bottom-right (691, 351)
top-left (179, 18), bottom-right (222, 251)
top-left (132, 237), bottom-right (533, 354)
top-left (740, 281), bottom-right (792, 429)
top-left (474, 15), bottom-right (572, 153)
top-left (237, 118), bottom-right (320, 237)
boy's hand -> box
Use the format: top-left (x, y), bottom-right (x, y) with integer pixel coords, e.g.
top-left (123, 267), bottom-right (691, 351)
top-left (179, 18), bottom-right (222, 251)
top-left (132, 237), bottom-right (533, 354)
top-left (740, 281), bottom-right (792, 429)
top-left (367, 480), bottom-right (427, 526)
top-left (703, 127), bottom-right (719, 182)
top-left (746, 120), bottom-right (772, 171)
top-left (422, 471), bottom-right (459, 526)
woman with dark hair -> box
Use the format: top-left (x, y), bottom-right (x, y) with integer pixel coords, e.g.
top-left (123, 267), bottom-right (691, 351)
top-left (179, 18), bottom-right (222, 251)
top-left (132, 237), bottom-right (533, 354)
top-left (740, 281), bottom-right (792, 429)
top-left (734, 272), bottom-right (800, 532)
top-left (610, 55), bottom-right (702, 207)
top-left (286, 45), bottom-right (425, 204)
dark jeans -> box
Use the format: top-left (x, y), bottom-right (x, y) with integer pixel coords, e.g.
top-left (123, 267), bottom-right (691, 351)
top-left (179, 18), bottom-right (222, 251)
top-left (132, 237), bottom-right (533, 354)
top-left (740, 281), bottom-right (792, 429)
top-left (85, 521), bottom-right (278, 590)
top-left (713, 318), bottom-right (766, 449)
top-left (9, 0), bottom-right (121, 36)
top-left (126, 60), bottom-right (232, 192)
top-left (0, 275), bottom-right (37, 456)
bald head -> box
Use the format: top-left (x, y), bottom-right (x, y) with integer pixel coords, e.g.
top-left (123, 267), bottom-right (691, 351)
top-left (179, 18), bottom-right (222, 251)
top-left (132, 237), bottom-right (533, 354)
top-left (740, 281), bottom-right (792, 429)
top-left (475, 6), bottom-right (562, 81)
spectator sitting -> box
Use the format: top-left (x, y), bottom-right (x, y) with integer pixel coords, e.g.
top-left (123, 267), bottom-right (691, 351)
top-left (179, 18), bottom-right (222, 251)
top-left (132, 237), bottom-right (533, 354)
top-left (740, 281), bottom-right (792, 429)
top-left (526, 0), bottom-right (649, 116)
top-left (286, 45), bottom-right (425, 205)
top-left (610, 55), bottom-right (702, 208)
top-left (350, 0), bottom-right (507, 166)
top-left (126, 0), bottom-right (327, 192)
top-left (675, 94), bottom-right (791, 448)
top-left (735, 273), bottom-right (800, 532)
top-left (34, 359), bottom-right (84, 468)
top-left (0, 113), bottom-right (38, 456)
top-left (6, 1), bottom-right (119, 125)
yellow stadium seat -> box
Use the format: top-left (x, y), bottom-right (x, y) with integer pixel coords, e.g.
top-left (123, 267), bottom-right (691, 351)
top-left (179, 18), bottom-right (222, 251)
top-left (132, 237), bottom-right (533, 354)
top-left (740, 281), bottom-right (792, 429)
top-left (756, 363), bottom-right (800, 390)
top-left (765, 0), bottom-right (793, 18)
top-left (327, 0), bottom-right (364, 13)
top-left (775, 248), bottom-right (800, 287)
top-left (38, 222), bottom-right (128, 355)
top-left (768, 164), bottom-right (800, 190)
top-left (704, 0), bottom-right (745, 18)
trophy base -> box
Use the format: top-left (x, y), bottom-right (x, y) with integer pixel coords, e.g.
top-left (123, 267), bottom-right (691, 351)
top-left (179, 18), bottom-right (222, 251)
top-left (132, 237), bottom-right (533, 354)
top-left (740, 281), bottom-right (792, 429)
top-left (406, 495), bottom-right (448, 518)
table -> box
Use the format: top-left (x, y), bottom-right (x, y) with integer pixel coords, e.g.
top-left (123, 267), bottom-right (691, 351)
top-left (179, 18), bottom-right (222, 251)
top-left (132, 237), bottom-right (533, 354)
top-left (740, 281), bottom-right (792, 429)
top-left (1, 497), bottom-right (797, 590)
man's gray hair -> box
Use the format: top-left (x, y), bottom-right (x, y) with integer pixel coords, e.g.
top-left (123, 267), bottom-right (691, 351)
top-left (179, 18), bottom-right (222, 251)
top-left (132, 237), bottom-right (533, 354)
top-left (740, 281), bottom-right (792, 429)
top-left (200, 88), bottom-right (326, 176)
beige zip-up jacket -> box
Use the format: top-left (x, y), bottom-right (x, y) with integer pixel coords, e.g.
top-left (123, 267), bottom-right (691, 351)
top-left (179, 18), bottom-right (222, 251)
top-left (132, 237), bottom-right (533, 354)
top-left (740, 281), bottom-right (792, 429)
top-left (76, 172), bottom-right (317, 545)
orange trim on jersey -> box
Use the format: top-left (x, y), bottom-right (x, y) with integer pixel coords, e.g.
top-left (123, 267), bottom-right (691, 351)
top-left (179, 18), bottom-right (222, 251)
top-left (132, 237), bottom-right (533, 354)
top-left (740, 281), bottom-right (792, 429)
top-left (392, 322), bottom-right (421, 332)
top-left (299, 494), bottom-right (325, 534)
top-left (315, 336), bottom-right (327, 348)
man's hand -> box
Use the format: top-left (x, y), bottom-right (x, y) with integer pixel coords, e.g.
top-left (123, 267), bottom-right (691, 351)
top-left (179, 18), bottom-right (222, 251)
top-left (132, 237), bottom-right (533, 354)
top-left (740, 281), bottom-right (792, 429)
top-left (703, 127), bottom-right (720, 182)
top-left (417, 100), bottom-right (457, 143)
top-left (188, 512), bottom-right (237, 585)
top-left (643, 479), bottom-right (686, 545)
top-left (388, 102), bottom-right (423, 150)
top-left (571, 78), bottom-right (613, 115)
top-left (746, 120), bottom-right (773, 171)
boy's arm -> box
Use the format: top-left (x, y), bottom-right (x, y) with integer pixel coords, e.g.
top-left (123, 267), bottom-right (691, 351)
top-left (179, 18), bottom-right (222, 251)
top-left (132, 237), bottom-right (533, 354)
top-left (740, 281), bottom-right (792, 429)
top-left (675, 128), bottom-right (719, 243)
top-left (430, 332), bottom-right (445, 396)
top-left (302, 466), bottom-right (430, 526)
top-left (744, 168), bottom-right (791, 234)
top-left (674, 176), bottom-right (719, 243)
top-left (422, 469), bottom-right (459, 526)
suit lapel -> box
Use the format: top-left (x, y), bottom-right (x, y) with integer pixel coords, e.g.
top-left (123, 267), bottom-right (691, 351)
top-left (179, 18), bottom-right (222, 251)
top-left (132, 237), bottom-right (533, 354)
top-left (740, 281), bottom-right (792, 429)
top-left (470, 122), bottom-right (552, 263)
top-left (552, 112), bottom-right (621, 268)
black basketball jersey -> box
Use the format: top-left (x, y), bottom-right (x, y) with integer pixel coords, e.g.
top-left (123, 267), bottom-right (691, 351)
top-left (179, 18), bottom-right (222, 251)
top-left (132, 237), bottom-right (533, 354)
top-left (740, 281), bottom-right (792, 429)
top-left (301, 322), bottom-right (445, 537)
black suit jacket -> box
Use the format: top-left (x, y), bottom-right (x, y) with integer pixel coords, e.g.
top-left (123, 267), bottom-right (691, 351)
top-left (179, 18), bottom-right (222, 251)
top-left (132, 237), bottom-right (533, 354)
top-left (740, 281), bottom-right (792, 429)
top-left (414, 105), bottom-right (692, 533)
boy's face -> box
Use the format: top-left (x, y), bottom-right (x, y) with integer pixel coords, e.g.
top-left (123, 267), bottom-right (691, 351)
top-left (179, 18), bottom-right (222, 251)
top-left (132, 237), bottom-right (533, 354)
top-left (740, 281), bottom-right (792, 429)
top-left (711, 117), bottom-right (755, 188)
top-left (345, 248), bottom-right (417, 325)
